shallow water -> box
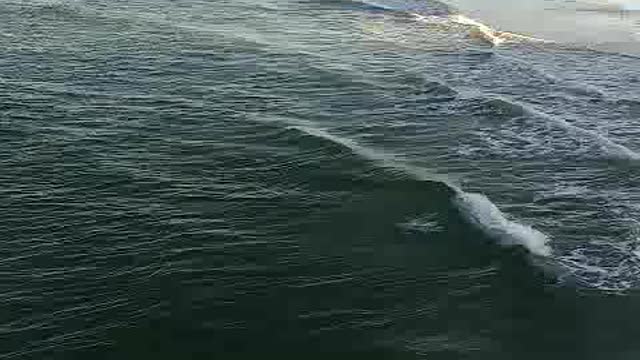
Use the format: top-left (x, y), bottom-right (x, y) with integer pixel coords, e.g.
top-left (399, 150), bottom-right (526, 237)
top-left (1, 0), bottom-right (640, 358)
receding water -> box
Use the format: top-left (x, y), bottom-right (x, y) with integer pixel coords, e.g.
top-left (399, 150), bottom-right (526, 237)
top-left (1, 0), bottom-right (640, 359)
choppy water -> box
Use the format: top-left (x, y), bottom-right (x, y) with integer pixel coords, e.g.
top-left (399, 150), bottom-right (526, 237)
top-left (2, 0), bottom-right (640, 358)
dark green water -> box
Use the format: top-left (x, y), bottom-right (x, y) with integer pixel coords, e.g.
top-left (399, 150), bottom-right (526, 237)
top-left (2, 0), bottom-right (640, 358)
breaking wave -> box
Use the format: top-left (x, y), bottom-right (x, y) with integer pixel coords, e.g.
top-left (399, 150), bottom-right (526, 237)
top-left (355, 0), bottom-right (551, 47)
top-left (287, 124), bottom-right (552, 256)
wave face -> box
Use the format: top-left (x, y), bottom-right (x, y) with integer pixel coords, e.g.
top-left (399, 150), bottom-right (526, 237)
top-left (3, 0), bottom-right (640, 358)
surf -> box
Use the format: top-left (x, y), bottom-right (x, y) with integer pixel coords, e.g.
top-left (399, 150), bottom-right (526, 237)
top-left (447, 14), bottom-right (549, 47)
top-left (356, 0), bottom-right (640, 55)
top-left (284, 122), bottom-right (552, 257)
top-left (273, 120), bottom-right (640, 290)
top-left (354, 0), bottom-right (551, 47)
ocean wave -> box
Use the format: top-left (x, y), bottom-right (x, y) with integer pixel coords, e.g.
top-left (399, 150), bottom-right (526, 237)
top-left (454, 192), bottom-right (551, 256)
top-left (354, 0), bottom-right (451, 15)
top-left (480, 97), bottom-right (640, 161)
top-left (353, 0), bottom-right (551, 47)
top-left (447, 14), bottom-right (549, 47)
top-left (287, 123), bottom-right (552, 256)
top-left (537, 71), bottom-right (609, 99)
top-left (283, 123), bottom-right (640, 290)
top-left (354, 0), bottom-right (640, 58)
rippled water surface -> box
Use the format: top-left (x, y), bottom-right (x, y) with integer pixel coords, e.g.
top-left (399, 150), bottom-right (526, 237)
top-left (2, 0), bottom-right (640, 358)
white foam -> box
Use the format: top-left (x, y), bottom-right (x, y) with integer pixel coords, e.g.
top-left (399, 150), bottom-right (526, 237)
top-left (289, 124), bottom-right (552, 257)
top-left (454, 192), bottom-right (552, 256)
top-left (449, 14), bottom-right (549, 46)
top-left (450, 14), bottom-right (507, 46)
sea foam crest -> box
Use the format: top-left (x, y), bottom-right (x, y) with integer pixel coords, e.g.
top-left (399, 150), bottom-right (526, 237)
top-left (454, 192), bottom-right (552, 256)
